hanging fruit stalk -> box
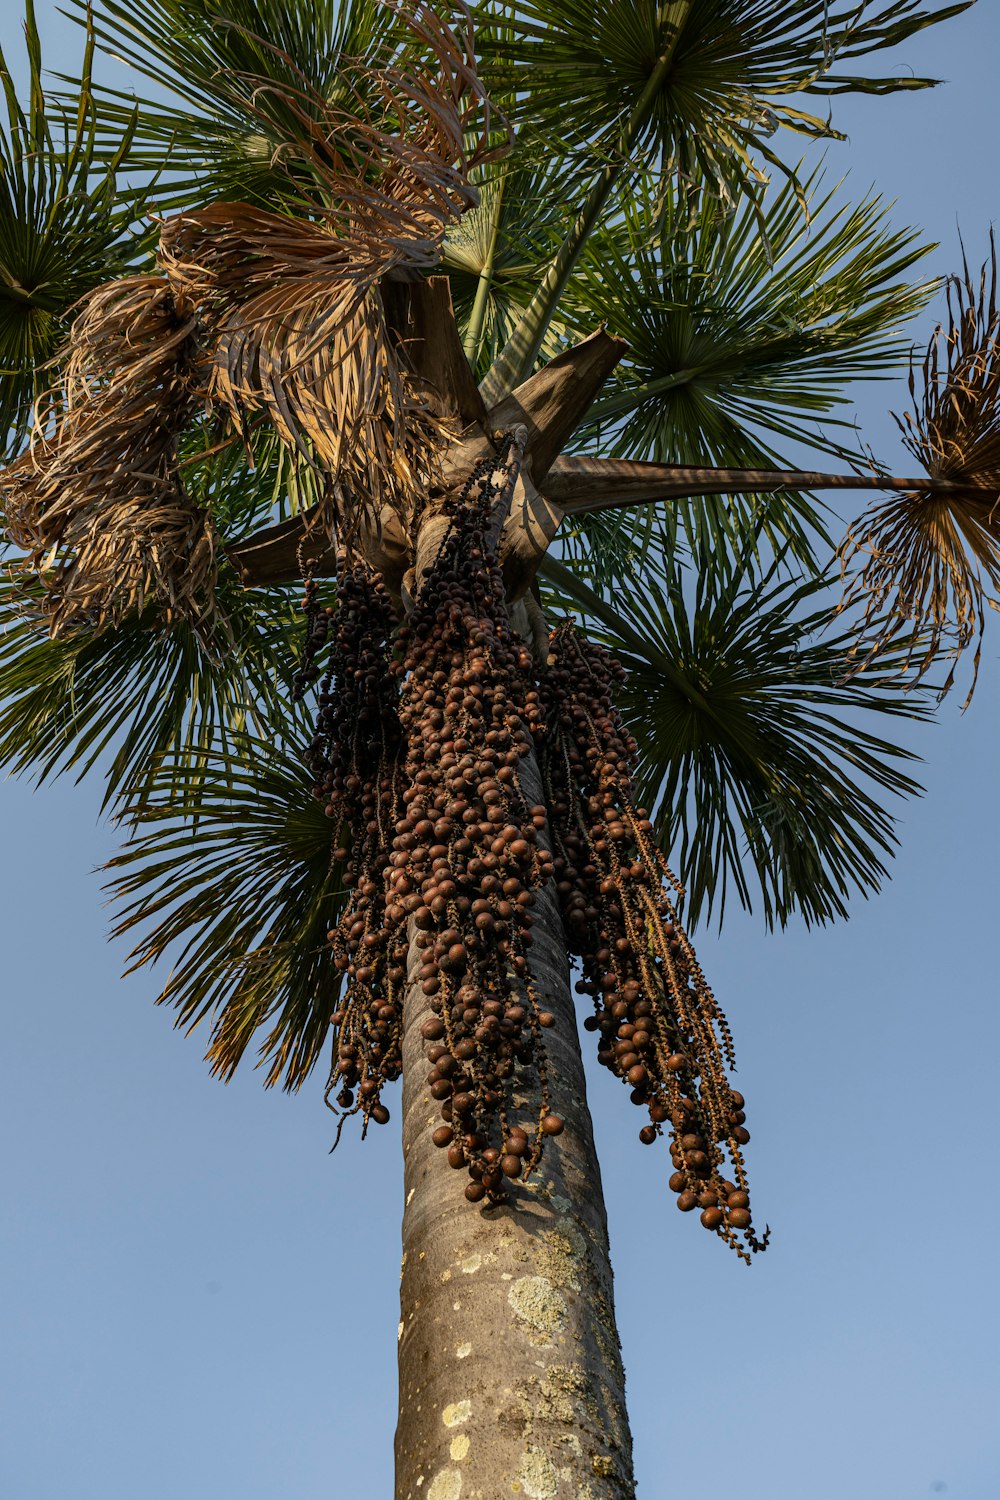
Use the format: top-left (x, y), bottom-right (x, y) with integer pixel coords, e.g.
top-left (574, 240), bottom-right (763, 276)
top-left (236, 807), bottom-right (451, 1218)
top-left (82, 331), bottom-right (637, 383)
top-left (540, 621), bottom-right (767, 1262)
top-left (390, 444), bottom-right (563, 1202)
top-left (296, 442), bottom-right (764, 1257)
top-left (298, 565), bottom-right (407, 1138)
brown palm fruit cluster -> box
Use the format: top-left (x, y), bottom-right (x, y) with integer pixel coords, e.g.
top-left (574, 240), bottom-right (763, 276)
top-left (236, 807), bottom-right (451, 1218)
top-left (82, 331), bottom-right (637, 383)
top-left (540, 621), bottom-right (768, 1261)
top-left (300, 564), bottom-right (407, 1138)
top-left (387, 458), bottom-right (563, 1204)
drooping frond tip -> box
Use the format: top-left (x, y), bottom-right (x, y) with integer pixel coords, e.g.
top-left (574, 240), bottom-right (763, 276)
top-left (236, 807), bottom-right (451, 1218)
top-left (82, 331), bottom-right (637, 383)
top-left (1, 2), bottom-right (498, 638)
top-left (840, 235), bottom-right (1000, 700)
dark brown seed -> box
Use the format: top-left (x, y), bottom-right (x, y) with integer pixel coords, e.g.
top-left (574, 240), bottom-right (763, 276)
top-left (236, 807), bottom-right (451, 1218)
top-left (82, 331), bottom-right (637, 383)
top-left (432, 1126), bottom-right (452, 1148)
top-left (676, 1191), bottom-right (698, 1212)
top-left (638, 1125), bottom-right (657, 1145)
top-left (541, 1114), bottom-right (564, 1136)
top-left (700, 1207), bottom-right (725, 1230)
top-left (465, 1181), bottom-right (487, 1203)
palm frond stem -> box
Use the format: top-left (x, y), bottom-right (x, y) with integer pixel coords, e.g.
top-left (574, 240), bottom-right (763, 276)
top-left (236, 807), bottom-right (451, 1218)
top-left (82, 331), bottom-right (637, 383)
top-left (462, 165), bottom-right (508, 364)
top-left (478, 2), bottom-right (694, 406)
top-left (546, 455), bottom-right (977, 516)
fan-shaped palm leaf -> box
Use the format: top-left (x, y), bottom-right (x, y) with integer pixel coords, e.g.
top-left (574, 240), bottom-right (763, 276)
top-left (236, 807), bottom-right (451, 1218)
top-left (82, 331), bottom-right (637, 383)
top-left (107, 734), bottom-right (345, 1091)
top-left (541, 548), bottom-right (933, 930)
top-left (59, 0), bottom-right (396, 212)
top-left (443, 151), bottom-right (573, 377)
top-left (479, 1), bottom-right (970, 173)
top-left (476, 0), bottom-right (968, 398)
top-left (5, 1), bottom-right (495, 634)
top-left (0, 1), bottom-right (141, 456)
top-left (563, 170), bottom-right (935, 567)
top-left (0, 560), bottom-right (304, 807)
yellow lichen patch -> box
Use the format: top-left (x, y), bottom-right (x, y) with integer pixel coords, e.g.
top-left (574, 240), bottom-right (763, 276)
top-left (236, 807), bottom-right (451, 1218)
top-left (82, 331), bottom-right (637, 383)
top-left (461, 1253), bottom-right (482, 1275)
top-left (508, 1277), bottom-right (568, 1340)
top-left (442, 1400), bottom-right (472, 1428)
top-left (456, 1343), bottom-right (472, 1359)
top-left (591, 1455), bottom-right (614, 1478)
top-left (537, 1363), bottom-right (587, 1425)
top-left (450, 1434), bottom-right (470, 1462)
top-left (427, 1468), bottom-right (462, 1500)
top-left (516, 1447), bottom-right (559, 1499)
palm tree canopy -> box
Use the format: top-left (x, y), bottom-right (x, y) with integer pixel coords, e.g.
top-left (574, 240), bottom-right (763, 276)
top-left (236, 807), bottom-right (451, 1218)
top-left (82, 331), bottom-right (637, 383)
top-left (0, 0), bottom-right (993, 1088)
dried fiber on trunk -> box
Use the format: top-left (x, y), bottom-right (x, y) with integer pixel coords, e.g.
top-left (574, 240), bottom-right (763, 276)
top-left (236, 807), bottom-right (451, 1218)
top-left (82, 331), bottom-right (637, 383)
top-left (2, 277), bottom-right (218, 639)
top-left (841, 240), bottom-right (1000, 698)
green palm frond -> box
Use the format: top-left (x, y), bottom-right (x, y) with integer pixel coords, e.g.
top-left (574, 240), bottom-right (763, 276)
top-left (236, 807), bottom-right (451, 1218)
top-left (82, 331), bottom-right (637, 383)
top-left (57, 0), bottom-right (431, 213)
top-left (443, 150), bottom-right (575, 377)
top-left (474, 0), bottom-right (966, 401)
top-left (478, 1), bottom-right (971, 183)
top-left (540, 547), bottom-right (934, 930)
top-left (0, 1), bottom-right (141, 456)
top-left (0, 562), bottom-right (304, 806)
top-left (106, 734), bottom-right (345, 1091)
top-left (562, 170), bottom-right (935, 566)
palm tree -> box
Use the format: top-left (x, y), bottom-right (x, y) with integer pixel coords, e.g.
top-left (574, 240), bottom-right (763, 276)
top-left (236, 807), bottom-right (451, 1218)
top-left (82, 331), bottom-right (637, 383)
top-left (2, 3), bottom-right (996, 1496)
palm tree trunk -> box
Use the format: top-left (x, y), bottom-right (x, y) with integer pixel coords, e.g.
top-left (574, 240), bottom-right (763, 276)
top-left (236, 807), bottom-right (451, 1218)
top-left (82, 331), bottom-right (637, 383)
top-left (394, 745), bottom-right (636, 1500)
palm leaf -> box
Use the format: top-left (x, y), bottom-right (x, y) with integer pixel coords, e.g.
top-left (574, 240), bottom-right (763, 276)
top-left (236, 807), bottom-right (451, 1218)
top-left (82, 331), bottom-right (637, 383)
top-left (0, 560), bottom-right (304, 806)
top-left (443, 149), bottom-right (575, 377)
top-left (106, 734), bottom-right (345, 1091)
top-left (58, 0), bottom-right (396, 212)
top-left (5, 2), bottom-right (495, 633)
top-left (478, 1), bottom-right (971, 179)
top-left (540, 548), bottom-right (934, 930)
top-left (562, 169), bottom-right (935, 568)
top-left (0, 0), bottom-right (142, 457)
top-left (474, 0), bottom-right (968, 400)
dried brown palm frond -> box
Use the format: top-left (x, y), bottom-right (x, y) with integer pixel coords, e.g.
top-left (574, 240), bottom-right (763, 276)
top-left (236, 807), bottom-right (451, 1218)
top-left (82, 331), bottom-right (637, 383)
top-left (840, 238), bottom-right (1000, 698)
top-left (156, 0), bottom-right (498, 543)
top-left (2, 276), bottom-right (219, 639)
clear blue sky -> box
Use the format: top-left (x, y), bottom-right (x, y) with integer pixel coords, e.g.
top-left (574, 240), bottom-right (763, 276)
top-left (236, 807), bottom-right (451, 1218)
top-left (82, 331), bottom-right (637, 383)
top-left (2, 6), bottom-right (999, 1499)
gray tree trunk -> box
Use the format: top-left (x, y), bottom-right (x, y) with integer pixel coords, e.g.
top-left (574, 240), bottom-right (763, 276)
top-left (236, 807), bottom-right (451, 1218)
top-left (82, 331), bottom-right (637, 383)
top-left (394, 751), bottom-right (636, 1500)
